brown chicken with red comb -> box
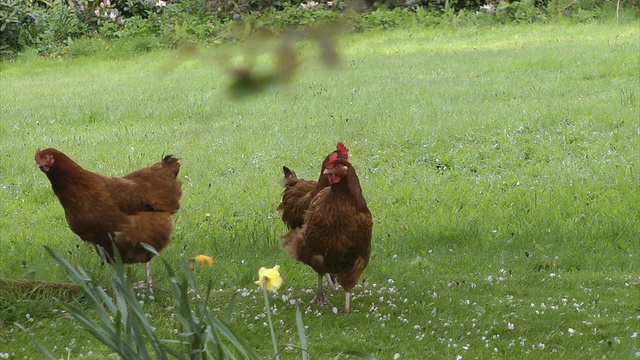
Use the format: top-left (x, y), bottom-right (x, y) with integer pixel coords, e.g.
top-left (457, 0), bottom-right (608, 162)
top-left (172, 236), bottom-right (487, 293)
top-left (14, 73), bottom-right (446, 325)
top-left (35, 148), bottom-right (182, 292)
top-left (278, 142), bottom-right (349, 229)
top-left (278, 143), bottom-right (349, 291)
top-left (282, 153), bottom-right (372, 313)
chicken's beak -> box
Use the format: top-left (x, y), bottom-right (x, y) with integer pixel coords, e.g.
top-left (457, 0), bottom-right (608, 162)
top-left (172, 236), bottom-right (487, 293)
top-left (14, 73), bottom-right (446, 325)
top-left (35, 149), bottom-right (50, 172)
top-left (324, 165), bottom-right (347, 184)
top-left (323, 165), bottom-right (348, 175)
top-left (35, 149), bottom-right (44, 170)
top-left (36, 162), bottom-right (49, 172)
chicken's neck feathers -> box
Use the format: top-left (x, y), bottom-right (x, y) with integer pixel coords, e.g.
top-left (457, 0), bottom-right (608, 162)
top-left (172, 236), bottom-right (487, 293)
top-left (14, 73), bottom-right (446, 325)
top-left (46, 162), bottom-right (125, 210)
top-left (47, 161), bottom-right (96, 192)
top-left (328, 171), bottom-right (369, 213)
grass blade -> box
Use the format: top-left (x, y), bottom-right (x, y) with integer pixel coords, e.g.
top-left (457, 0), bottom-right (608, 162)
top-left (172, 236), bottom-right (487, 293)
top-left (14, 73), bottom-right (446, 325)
top-left (334, 350), bottom-right (377, 360)
top-left (15, 323), bottom-right (57, 360)
top-left (295, 305), bottom-right (308, 360)
top-left (225, 292), bottom-right (237, 325)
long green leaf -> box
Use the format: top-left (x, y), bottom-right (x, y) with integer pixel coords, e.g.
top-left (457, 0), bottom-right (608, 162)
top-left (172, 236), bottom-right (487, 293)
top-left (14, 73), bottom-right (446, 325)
top-left (207, 314), bottom-right (262, 359)
top-left (127, 308), bottom-right (153, 360)
top-left (225, 292), bottom-right (237, 325)
top-left (296, 305), bottom-right (308, 360)
top-left (45, 247), bottom-right (115, 327)
top-left (15, 323), bottom-right (57, 360)
top-left (43, 244), bottom-right (271, 359)
top-left (334, 350), bottom-right (377, 360)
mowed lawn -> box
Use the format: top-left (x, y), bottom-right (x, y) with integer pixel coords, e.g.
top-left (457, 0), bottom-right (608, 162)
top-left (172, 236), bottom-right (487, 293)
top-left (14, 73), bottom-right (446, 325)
top-left (0, 22), bottom-right (638, 359)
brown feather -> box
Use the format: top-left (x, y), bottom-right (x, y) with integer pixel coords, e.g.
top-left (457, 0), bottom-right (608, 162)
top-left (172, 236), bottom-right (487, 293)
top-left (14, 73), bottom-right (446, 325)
top-left (278, 167), bottom-right (318, 229)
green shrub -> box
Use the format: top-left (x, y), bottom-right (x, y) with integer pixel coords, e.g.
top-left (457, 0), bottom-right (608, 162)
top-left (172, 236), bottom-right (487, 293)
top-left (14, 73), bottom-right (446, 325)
top-left (353, 7), bottom-right (418, 31)
top-left (121, 0), bottom-right (156, 17)
top-left (1, 0), bottom-right (638, 59)
top-left (155, 4), bottom-right (223, 45)
top-left (360, 0), bottom-right (489, 12)
top-left (65, 35), bottom-right (101, 56)
top-left (496, 0), bottom-right (548, 23)
top-left (34, 0), bottom-right (88, 55)
top-left (0, 0), bottom-right (40, 59)
top-left (256, 2), bottom-right (342, 28)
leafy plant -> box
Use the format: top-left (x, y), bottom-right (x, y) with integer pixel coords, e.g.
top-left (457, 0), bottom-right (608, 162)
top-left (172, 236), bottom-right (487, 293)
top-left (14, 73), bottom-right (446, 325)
top-left (0, 0), bottom-right (39, 59)
top-left (18, 246), bottom-right (375, 359)
top-left (121, 0), bottom-right (155, 17)
top-left (35, 0), bottom-right (88, 54)
top-left (257, 2), bottom-right (343, 28)
top-left (495, 0), bottom-right (548, 23)
top-left (22, 246), bottom-right (260, 358)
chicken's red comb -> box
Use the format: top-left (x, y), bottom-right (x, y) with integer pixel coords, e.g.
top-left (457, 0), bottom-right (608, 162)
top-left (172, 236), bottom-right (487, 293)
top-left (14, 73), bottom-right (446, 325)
top-left (327, 152), bottom-right (339, 164)
top-left (336, 142), bottom-right (349, 158)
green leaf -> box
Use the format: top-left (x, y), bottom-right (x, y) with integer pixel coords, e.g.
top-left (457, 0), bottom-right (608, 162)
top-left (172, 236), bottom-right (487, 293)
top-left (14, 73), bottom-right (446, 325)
top-left (497, 1), bottom-right (511, 12)
top-left (334, 350), bottom-right (377, 360)
top-left (225, 292), bottom-right (237, 324)
top-left (15, 323), bottom-right (58, 360)
top-left (296, 305), bottom-right (308, 360)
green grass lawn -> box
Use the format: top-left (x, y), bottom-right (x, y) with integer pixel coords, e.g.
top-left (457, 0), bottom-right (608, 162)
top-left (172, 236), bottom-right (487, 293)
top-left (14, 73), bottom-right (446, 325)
top-left (0, 22), bottom-right (638, 359)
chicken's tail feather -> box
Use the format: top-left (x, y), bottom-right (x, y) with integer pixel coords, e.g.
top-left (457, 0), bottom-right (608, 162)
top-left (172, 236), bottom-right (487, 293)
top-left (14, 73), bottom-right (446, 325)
top-left (281, 228), bottom-right (304, 259)
top-left (283, 166), bottom-right (296, 178)
top-left (162, 155), bottom-right (181, 177)
top-left (342, 256), bottom-right (368, 291)
top-left (279, 166), bottom-right (298, 187)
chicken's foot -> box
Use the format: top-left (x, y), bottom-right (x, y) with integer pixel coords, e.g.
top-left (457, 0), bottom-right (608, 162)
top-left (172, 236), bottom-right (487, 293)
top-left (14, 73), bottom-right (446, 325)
top-left (311, 273), bottom-right (331, 307)
top-left (311, 291), bottom-right (331, 307)
top-left (132, 262), bottom-right (154, 294)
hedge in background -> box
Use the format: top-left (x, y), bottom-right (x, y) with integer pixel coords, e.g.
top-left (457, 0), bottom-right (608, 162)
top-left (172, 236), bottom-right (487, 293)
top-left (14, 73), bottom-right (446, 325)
top-left (1, 0), bottom-right (637, 59)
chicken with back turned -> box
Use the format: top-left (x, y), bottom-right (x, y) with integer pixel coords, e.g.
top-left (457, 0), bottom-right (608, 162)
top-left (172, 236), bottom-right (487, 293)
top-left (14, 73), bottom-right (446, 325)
top-left (35, 148), bottom-right (182, 292)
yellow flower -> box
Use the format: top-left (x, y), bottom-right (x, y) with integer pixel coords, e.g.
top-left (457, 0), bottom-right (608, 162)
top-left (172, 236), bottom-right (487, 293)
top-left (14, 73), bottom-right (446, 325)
top-left (255, 265), bottom-right (283, 293)
top-left (192, 255), bottom-right (213, 268)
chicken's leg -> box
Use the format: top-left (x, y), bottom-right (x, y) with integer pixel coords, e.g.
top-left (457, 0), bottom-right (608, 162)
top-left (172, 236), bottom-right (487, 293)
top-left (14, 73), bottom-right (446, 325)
top-left (145, 262), bottom-right (154, 294)
top-left (341, 292), bottom-right (351, 314)
top-left (132, 262), bottom-right (154, 293)
top-left (325, 273), bottom-right (338, 292)
top-left (311, 273), bottom-right (331, 307)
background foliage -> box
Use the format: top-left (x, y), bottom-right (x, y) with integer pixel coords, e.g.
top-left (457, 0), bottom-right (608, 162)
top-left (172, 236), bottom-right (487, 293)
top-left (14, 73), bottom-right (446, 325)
top-left (1, 0), bottom-right (638, 59)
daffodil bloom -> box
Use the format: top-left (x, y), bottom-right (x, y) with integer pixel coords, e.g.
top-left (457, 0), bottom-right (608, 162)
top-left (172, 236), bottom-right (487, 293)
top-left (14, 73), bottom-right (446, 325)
top-left (193, 255), bottom-right (213, 268)
top-left (255, 265), bottom-right (283, 293)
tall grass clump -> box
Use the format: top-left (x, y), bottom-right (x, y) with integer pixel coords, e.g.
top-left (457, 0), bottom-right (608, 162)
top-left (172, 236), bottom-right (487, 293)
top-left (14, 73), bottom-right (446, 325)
top-left (18, 245), bottom-right (374, 359)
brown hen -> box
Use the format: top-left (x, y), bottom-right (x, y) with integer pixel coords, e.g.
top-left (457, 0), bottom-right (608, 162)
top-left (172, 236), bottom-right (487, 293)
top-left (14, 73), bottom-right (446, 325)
top-left (278, 143), bottom-right (348, 291)
top-left (35, 148), bottom-right (182, 292)
top-left (282, 157), bottom-right (372, 313)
